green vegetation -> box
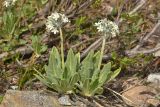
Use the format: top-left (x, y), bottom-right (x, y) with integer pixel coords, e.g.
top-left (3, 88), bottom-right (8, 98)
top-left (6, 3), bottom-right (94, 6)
top-left (77, 52), bottom-right (121, 96)
top-left (0, 95), bottom-right (3, 104)
top-left (35, 47), bottom-right (120, 96)
top-left (35, 48), bottom-right (80, 94)
top-left (31, 35), bottom-right (47, 57)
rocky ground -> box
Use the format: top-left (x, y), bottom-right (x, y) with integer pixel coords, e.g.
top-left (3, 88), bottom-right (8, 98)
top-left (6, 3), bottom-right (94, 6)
top-left (0, 0), bottom-right (160, 107)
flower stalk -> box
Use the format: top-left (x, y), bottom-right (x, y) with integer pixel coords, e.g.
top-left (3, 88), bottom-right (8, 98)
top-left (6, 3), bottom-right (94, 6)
top-left (59, 27), bottom-right (64, 69)
top-left (98, 35), bottom-right (106, 69)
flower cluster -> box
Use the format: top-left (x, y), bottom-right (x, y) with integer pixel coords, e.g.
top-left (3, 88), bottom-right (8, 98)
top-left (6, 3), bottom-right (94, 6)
top-left (3, 0), bottom-right (17, 7)
top-left (46, 12), bottom-right (70, 34)
top-left (94, 18), bottom-right (119, 37)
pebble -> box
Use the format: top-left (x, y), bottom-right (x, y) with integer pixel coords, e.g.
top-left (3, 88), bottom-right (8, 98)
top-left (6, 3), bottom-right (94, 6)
top-left (147, 73), bottom-right (160, 84)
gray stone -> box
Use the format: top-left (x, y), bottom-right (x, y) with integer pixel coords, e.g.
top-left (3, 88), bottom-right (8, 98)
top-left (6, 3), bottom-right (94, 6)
top-left (0, 90), bottom-right (85, 107)
top-left (58, 95), bottom-right (72, 106)
top-left (147, 73), bottom-right (160, 84)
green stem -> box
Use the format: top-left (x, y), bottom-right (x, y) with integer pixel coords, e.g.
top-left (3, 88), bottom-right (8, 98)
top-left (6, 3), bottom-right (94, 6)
top-left (59, 28), bottom-right (64, 69)
top-left (98, 34), bottom-right (106, 70)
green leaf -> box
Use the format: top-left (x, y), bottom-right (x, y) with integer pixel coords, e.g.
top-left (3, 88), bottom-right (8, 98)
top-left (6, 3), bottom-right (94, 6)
top-left (75, 16), bottom-right (86, 26)
top-left (19, 39), bottom-right (27, 45)
top-left (91, 69), bottom-right (99, 82)
top-left (34, 74), bottom-right (51, 88)
top-left (47, 47), bottom-right (61, 77)
top-left (60, 79), bottom-right (68, 91)
top-left (109, 68), bottom-right (121, 81)
top-left (63, 68), bottom-right (69, 79)
top-left (65, 49), bottom-right (77, 75)
top-left (75, 83), bottom-right (82, 92)
top-left (31, 35), bottom-right (47, 56)
top-left (93, 87), bottom-right (103, 95)
top-left (83, 79), bottom-right (90, 93)
top-left (93, 51), bottom-right (101, 69)
top-left (44, 71), bottom-right (59, 86)
top-left (80, 51), bottom-right (94, 80)
top-left (69, 73), bottom-right (79, 87)
top-left (89, 79), bottom-right (99, 95)
top-left (111, 52), bottom-right (117, 60)
top-left (99, 62), bottom-right (112, 84)
top-left (40, 45), bottom-right (47, 53)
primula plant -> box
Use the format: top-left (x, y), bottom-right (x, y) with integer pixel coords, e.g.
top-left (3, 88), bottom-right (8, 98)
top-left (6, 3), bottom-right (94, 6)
top-left (0, 10), bottom-right (17, 41)
top-left (76, 19), bottom-right (120, 97)
top-left (35, 47), bottom-right (80, 94)
top-left (35, 12), bottom-right (121, 96)
top-left (35, 12), bottom-right (79, 94)
top-left (0, 0), bottom-right (18, 41)
top-left (76, 51), bottom-right (121, 96)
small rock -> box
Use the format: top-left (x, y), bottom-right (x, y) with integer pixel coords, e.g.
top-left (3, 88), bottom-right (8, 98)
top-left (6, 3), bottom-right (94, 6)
top-left (58, 95), bottom-right (72, 106)
top-left (10, 86), bottom-right (18, 90)
top-left (122, 86), bottom-right (160, 107)
top-left (147, 73), bottom-right (160, 84)
top-left (0, 90), bottom-right (61, 107)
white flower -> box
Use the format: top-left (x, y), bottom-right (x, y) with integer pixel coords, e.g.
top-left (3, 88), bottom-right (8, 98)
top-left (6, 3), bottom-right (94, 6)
top-left (52, 12), bottom-right (60, 21)
top-left (10, 85), bottom-right (18, 90)
top-left (3, 0), bottom-right (17, 7)
top-left (94, 18), bottom-right (119, 37)
top-left (51, 28), bottom-right (59, 34)
top-left (61, 14), bottom-right (70, 23)
top-left (46, 12), bottom-right (70, 34)
top-left (3, 1), bottom-right (10, 7)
